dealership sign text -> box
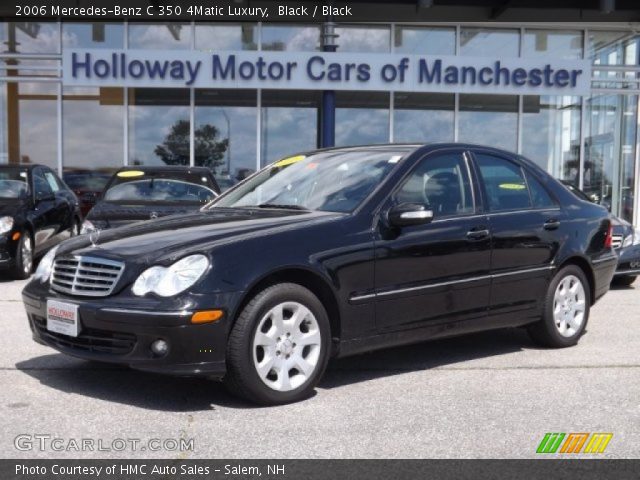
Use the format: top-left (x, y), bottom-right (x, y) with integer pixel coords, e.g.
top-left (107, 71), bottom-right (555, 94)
top-left (64, 49), bottom-right (591, 95)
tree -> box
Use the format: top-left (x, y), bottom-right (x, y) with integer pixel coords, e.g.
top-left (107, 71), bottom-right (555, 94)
top-left (154, 119), bottom-right (229, 171)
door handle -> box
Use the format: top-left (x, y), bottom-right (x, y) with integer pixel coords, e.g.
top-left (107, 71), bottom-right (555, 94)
top-left (466, 228), bottom-right (490, 240)
top-left (543, 219), bottom-right (561, 230)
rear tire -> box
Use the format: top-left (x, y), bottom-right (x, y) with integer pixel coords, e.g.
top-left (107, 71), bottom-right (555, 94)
top-left (10, 232), bottom-right (33, 280)
top-left (612, 275), bottom-right (636, 287)
top-left (527, 265), bottom-right (590, 348)
top-left (224, 283), bottom-right (331, 405)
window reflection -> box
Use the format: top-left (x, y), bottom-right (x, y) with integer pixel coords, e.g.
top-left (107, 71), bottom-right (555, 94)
top-left (128, 23), bottom-right (191, 49)
top-left (460, 28), bottom-right (519, 57)
top-left (261, 25), bottom-right (320, 51)
top-left (63, 22), bottom-right (123, 49)
top-left (458, 94), bottom-right (518, 151)
top-left (261, 90), bottom-right (319, 166)
top-left (393, 93), bottom-right (454, 143)
top-left (195, 23), bottom-right (257, 51)
top-left (522, 96), bottom-right (581, 181)
top-left (336, 25), bottom-right (390, 53)
top-left (589, 31), bottom-right (639, 65)
top-left (128, 88), bottom-right (189, 166)
top-left (523, 30), bottom-right (583, 59)
top-left (336, 91), bottom-right (389, 146)
top-left (0, 22), bottom-right (60, 53)
top-left (195, 89), bottom-right (257, 190)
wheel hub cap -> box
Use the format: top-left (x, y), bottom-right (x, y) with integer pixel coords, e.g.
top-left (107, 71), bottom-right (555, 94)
top-left (553, 274), bottom-right (586, 338)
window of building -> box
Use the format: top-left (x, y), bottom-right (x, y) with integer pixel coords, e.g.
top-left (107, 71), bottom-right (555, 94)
top-left (261, 24), bottom-right (320, 51)
top-left (128, 88), bottom-right (190, 166)
top-left (63, 22), bottom-right (124, 49)
top-left (0, 22), bottom-right (60, 54)
top-left (458, 95), bottom-right (518, 151)
top-left (195, 89), bottom-right (257, 189)
top-left (522, 96), bottom-right (581, 182)
top-left (335, 25), bottom-right (390, 53)
top-left (523, 30), bottom-right (583, 59)
top-left (589, 30), bottom-right (639, 65)
top-left (195, 23), bottom-right (257, 51)
top-left (261, 90), bottom-right (320, 167)
top-left (394, 26), bottom-right (455, 55)
top-left (460, 28), bottom-right (520, 58)
top-left (336, 91), bottom-right (389, 146)
top-left (393, 93), bottom-right (454, 143)
top-left (128, 23), bottom-right (191, 49)
top-left (475, 153), bottom-right (531, 211)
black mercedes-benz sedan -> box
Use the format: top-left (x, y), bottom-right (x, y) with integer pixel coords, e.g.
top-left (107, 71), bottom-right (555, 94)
top-left (81, 166), bottom-right (220, 233)
top-left (1, 164), bottom-right (82, 279)
top-left (22, 144), bottom-right (617, 405)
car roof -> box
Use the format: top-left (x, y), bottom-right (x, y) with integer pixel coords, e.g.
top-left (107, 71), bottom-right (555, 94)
top-left (116, 166), bottom-right (213, 173)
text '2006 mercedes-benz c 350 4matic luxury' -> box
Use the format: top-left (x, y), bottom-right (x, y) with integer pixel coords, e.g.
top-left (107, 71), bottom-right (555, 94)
top-left (22, 144), bottom-right (618, 405)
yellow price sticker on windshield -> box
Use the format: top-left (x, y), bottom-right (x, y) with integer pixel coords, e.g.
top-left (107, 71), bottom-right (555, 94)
top-left (499, 182), bottom-right (526, 190)
top-left (117, 170), bottom-right (145, 178)
top-left (273, 155), bottom-right (305, 168)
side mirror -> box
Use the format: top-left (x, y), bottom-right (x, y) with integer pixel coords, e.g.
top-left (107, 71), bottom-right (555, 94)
top-left (35, 191), bottom-right (55, 203)
top-left (387, 203), bottom-right (434, 228)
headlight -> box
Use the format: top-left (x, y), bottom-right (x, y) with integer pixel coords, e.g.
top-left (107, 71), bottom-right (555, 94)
top-left (0, 216), bottom-right (14, 234)
top-left (633, 229), bottom-right (640, 246)
top-left (623, 233), bottom-right (634, 248)
top-left (33, 245), bottom-right (59, 283)
top-left (80, 220), bottom-right (95, 235)
top-left (132, 254), bottom-right (209, 297)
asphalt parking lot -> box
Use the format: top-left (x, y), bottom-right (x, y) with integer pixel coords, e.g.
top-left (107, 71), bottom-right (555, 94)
top-left (1, 276), bottom-right (639, 459)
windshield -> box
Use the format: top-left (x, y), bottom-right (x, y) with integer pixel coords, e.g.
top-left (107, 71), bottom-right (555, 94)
top-left (104, 173), bottom-right (216, 204)
top-left (212, 149), bottom-right (407, 213)
top-left (0, 168), bottom-right (29, 199)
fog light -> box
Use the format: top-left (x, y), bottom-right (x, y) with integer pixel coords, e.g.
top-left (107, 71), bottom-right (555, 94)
top-left (150, 339), bottom-right (169, 356)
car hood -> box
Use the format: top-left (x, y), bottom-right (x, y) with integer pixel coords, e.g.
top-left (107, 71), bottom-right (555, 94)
top-left (0, 200), bottom-right (27, 217)
top-left (86, 201), bottom-right (203, 228)
top-left (59, 208), bottom-right (343, 263)
top-left (610, 214), bottom-right (633, 235)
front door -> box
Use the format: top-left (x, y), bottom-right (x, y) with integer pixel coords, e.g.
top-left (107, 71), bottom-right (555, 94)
top-left (373, 149), bottom-right (492, 332)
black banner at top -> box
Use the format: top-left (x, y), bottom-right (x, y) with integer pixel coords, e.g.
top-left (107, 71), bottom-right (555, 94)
top-left (1, 0), bottom-right (639, 23)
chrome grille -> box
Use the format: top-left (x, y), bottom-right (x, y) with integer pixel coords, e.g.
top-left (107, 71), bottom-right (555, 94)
top-left (611, 234), bottom-right (624, 249)
top-left (51, 256), bottom-right (125, 297)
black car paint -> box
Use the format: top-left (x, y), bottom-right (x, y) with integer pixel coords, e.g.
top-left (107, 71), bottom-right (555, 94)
top-left (1, 165), bottom-right (81, 271)
top-left (22, 144), bottom-right (617, 377)
top-left (85, 166), bottom-right (221, 230)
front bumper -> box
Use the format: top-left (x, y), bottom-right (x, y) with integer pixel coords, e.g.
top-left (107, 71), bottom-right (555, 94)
top-left (614, 244), bottom-right (640, 277)
top-left (22, 280), bottom-right (243, 378)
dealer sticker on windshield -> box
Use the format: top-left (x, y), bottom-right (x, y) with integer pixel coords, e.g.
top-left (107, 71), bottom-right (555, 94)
top-left (46, 300), bottom-right (79, 337)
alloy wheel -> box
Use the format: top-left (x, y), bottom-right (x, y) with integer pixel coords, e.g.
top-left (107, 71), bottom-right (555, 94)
top-left (553, 274), bottom-right (586, 337)
top-left (21, 235), bottom-right (33, 275)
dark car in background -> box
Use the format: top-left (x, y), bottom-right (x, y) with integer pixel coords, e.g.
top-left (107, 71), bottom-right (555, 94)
top-left (1, 164), bottom-right (81, 279)
top-left (81, 166), bottom-right (220, 233)
top-left (562, 180), bottom-right (640, 286)
top-left (63, 169), bottom-right (112, 217)
top-left (23, 144), bottom-right (617, 405)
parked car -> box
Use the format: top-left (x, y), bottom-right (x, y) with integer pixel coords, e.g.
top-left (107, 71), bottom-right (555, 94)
top-left (561, 180), bottom-right (640, 286)
top-left (0, 164), bottom-right (81, 279)
top-left (22, 144), bottom-right (617, 404)
top-left (81, 166), bottom-right (220, 233)
top-left (63, 169), bottom-right (112, 217)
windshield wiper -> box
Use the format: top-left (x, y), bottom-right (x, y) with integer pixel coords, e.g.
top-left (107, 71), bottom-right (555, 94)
top-left (256, 203), bottom-right (309, 211)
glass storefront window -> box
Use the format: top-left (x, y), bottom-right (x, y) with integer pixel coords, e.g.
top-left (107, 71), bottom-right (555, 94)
top-left (195, 89), bottom-right (257, 189)
top-left (0, 82), bottom-right (7, 164)
top-left (195, 23), bottom-right (257, 51)
top-left (0, 22), bottom-right (60, 53)
top-left (522, 96), bottom-right (581, 182)
top-left (460, 28), bottom-right (519, 57)
top-left (394, 26), bottom-right (455, 55)
top-left (128, 88), bottom-right (190, 166)
top-left (393, 93), bottom-right (454, 143)
top-left (62, 22), bottom-right (124, 49)
top-left (589, 30), bottom-right (639, 65)
top-left (261, 25), bottom-right (320, 51)
top-left (336, 91), bottom-right (389, 146)
top-left (458, 94), bottom-right (518, 151)
top-left (523, 30), bottom-right (583, 59)
top-left (336, 25), bottom-right (390, 53)
top-left (128, 23), bottom-right (191, 49)
top-left (261, 90), bottom-right (319, 166)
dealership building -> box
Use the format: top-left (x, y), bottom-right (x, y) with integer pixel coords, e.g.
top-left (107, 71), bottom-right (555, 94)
top-left (1, 3), bottom-right (640, 222)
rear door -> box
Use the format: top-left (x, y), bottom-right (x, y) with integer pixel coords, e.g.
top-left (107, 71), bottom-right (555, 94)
top-left (470, 150), bottom-right (564, 320)
top-left (31, 168), bottom-right (58, 253)
top-left (42, 168), bottom-right (74, 241)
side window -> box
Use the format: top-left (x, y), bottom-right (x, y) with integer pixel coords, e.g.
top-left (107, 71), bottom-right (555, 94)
top-left (43, 170), bottom-right (61, 193)
top-left (475, 153), bottom-right (531, 211)
top-left (525, 171), bottom-right (557, 208)
top-left (395, 152), bottom-right (474, 217)
top-left (32, 170), bottom-right (53, 199)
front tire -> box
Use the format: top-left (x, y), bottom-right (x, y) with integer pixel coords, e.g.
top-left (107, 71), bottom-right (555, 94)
top-left (10, 232), bottom-right (33, 280)
top-left (527, 265), bottom-right (590, 348)
top-left (224, 283), bottom-right (331, 405)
